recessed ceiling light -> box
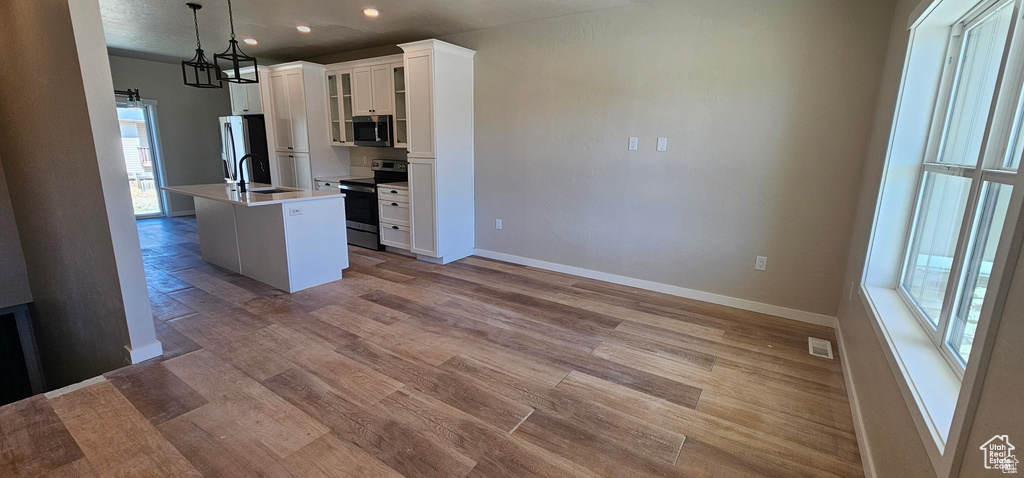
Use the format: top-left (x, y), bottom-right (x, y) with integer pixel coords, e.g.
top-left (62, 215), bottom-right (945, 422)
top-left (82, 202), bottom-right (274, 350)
top-left (243, 38), bottom-right (258, 45)
top-left (296, 25), bottom-right (312, 33)
top-left (364, 8), bottom-right (379, 17)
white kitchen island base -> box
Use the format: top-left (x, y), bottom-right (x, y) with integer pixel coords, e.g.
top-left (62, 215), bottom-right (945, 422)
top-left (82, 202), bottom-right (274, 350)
top-left (166, 184), bottom-right (348, 293)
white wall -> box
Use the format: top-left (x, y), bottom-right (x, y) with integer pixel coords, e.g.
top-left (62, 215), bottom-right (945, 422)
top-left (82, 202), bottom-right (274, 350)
top-left (107, 55), bottom-right (232, 215)
top-left (440, 0), bottom-right (895, 317)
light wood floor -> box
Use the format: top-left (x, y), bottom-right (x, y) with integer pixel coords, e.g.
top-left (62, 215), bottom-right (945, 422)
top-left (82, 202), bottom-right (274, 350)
top-left (0, 217), bottom-right (862, 477)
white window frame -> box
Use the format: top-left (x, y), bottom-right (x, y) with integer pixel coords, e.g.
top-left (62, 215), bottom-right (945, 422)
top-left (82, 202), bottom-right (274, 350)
top-left (895, 0), bottom-right (1020, 378)
top-left (859, 0), bottom-right (1024, 472)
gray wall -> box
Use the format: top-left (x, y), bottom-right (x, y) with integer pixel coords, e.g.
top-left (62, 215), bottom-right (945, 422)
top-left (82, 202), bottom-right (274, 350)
top-left (0, 154), bottom-right (32, 309)
top-left (837, 0), bottom-right (1024, 474)
top-left (0, 0), bottom-right (157, 388)
top-left (107, 55), bottom-right (231, 215)
top-left (441, 0), bottom-right (895, 317)
top-left (958, 219), bottom-right (1024, 476)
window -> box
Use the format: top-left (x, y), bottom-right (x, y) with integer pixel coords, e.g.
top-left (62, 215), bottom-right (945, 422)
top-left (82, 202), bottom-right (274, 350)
top-left (898, 0), bottom-right (1019, 372)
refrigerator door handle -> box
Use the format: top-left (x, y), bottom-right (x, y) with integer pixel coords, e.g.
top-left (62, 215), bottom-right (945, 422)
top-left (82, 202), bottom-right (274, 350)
top-left (226, 123), bottom-right (239, 181)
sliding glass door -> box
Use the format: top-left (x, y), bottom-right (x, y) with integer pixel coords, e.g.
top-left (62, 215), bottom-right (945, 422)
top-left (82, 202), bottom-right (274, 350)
top-left (117, 104), bottom-right (165, 218)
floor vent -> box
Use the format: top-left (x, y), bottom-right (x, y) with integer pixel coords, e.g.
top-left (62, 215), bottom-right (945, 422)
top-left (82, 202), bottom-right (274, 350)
top-left (808, 337), bottom-right (834, 359)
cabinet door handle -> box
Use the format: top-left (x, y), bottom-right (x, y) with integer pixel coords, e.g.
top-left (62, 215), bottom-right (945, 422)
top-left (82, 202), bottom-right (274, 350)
top-left (390, 190), bottom-right (397, 194)
top-left (391, 202), bottom-right (398, 206)
top-left (288, 147), bottom-right (293, 149)
top-left (392, 226), bottom-right (399, 230)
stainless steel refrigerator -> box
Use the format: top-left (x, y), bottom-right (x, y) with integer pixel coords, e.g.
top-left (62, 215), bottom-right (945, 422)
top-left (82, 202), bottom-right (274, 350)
top-left (219, 115), bottom-right (271, 185)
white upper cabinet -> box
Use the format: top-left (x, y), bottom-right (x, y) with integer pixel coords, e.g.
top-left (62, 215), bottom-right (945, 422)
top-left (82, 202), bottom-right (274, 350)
top-left (351, 67), bottom-right (374, 116)
top-left (268, 73), bottom-right (293, 150)
top-left (392, 63), bottom-right (408, 148)
top-left (285, 72), bottom-right (309, 152)
top-left (265, 62), bottom-right (347, 189)
top-left (404, 49), bottom-right (435, 159)
top-left (326, 70), bottom-right (354, 146)
top-left (268, 70), bottom-right (310, 152)
top-left (370, 64), bottom-right (394, 115)
top-left (245, 83), bottom-right (262, 114)
top-left (351, 64), bottom-right (395, 116)
top-left (229, 83), bottom-right (249, 114)
top-left (228, 70), bottom-right (263, 115)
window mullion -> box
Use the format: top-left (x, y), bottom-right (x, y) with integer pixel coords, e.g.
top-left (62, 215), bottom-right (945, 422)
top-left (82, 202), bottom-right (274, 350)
top-left (982, 168), bottom-right (1019, 183)
top-left (923, 163), bottom-right (977, 176)
top-left (934, 167), bottom-right (985, 361)
top-left (924, 27), bottom-right (968, 165)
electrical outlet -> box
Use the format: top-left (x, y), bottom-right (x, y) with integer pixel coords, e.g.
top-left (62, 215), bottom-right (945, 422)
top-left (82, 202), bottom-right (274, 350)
top-left (289, 207), bottom-right (303, 216)
top-left (495, 219), bottom-right (503, 230)
top-left (657, 138), bottom-right (668, 152)
top-left (628, 137), bottom-right (639, 151)
top-left (362, 156), bottom-right (369, 166)
top-left (755, 256), bottom-right (767, 271)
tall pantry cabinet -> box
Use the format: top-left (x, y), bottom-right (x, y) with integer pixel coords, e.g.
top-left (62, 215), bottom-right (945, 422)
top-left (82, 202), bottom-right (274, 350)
top-left (265, 62), bottom-right (349, 189)
top-left (398, 40), bottom-right (475, 264)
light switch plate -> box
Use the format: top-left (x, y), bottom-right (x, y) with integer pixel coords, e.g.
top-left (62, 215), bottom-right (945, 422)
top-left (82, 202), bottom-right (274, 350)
top-left (657, 138), bottom-right (668, 152)
top-left (628, 137), bottom-right (639, 151)
top-left (289, 207), bottom-right (303, 216)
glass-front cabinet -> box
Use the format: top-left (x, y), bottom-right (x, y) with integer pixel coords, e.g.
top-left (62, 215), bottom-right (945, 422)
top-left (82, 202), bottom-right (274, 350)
top-left (393, 63), bottom-right (408, 148)
top-left (327, 70), bottom-right (354, 146)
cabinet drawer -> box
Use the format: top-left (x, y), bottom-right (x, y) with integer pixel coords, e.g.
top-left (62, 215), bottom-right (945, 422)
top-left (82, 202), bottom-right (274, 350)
top-left (379, 200), bottom-right (410, 226)
top-left (380, 223), bottom-right (410, 250)
top-left (377, 186), bottom-right (409, 201)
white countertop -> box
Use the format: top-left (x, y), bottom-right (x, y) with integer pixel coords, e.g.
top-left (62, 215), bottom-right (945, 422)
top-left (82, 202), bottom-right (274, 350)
top-left (162, 183), bottom-right (345, 207)
top-left (314, 175), bottom-right (373, 182)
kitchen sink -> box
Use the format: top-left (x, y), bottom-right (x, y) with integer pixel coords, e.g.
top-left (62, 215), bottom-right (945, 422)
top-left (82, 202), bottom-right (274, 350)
top-left (249, 188), bottom-right (293, 194)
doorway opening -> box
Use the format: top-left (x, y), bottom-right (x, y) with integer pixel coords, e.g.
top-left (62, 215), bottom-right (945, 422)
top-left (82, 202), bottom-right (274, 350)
top-left (117, 103), bottom-right (166, 218)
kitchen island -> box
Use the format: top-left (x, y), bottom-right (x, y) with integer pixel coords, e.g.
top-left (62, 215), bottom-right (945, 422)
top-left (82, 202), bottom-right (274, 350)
top-left (162, 184), bottom-right (347, 293)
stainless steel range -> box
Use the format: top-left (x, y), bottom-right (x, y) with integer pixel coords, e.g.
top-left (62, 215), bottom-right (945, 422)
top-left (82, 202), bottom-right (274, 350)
top-left (338, 160), bottom-right (408, 250)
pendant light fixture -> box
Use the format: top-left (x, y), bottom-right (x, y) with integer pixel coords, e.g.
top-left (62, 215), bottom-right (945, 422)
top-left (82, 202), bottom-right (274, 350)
top-left (181, 3), bottom-right (222, 89)
top-left (214, 0), bottom-right (258, 84)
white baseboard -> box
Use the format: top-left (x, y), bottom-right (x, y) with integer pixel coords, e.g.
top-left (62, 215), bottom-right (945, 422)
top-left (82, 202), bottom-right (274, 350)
top-left (472, 249), bottom-right (838, 329)
top-left (125, 341), bottom-right (163, 364)
top-left (168, 209), bottom-right (196, 217)
top-left (44, 375), bottom-right (108, 399)
top-left (836, 323), bottom-right (877, 478)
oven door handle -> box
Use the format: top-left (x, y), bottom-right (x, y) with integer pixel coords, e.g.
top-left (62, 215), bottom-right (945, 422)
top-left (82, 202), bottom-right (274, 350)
top-left (338, 184), bottom-right (376, 194)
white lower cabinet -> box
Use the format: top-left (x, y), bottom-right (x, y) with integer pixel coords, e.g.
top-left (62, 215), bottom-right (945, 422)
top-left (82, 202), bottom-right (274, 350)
top-left (379, 199), bottom-right (410, 226)
top-left (381, 223), bottom-right (411, 249)
top-left (276, 152), bottom-right (311, 189)
top-left (378, 183), bottom-right (411, 250)
top-left (408, 161), bottom-right (436, 257)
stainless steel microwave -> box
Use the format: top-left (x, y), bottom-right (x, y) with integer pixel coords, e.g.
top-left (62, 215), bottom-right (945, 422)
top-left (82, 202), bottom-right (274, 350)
top-left (352, 115), bottom-right (394, 147)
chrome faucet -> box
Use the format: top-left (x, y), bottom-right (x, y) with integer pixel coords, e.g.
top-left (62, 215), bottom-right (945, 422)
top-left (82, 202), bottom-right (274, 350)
top-left (236, 154), bottom-right (265, 194)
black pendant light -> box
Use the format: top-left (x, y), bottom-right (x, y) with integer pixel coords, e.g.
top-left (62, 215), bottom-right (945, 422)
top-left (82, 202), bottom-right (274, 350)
top-left (214, 0), bottom-right (258, 84)
top-left (181, 3), bottom-right (222, 89)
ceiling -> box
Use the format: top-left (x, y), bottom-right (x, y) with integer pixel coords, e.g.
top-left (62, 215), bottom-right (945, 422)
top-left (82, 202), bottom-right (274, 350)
top-left (100, 0), bottom-right (644, 64)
